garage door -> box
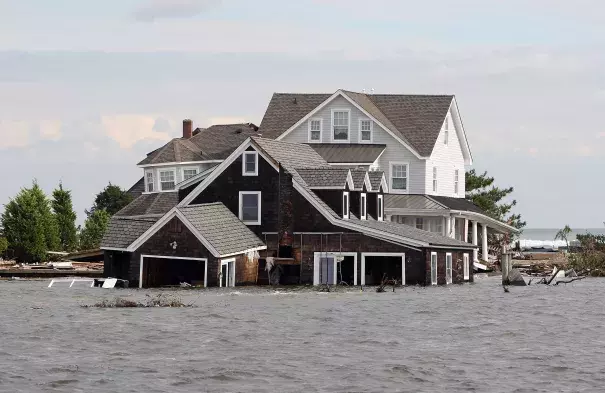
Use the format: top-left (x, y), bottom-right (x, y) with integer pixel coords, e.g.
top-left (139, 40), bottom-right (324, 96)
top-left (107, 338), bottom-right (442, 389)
top-left (141, 256), bottom-right (207, 288)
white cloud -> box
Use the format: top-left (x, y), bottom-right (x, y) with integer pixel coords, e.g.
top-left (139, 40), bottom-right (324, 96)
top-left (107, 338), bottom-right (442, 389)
top-left (0, 120), bottom-right (31, 149)
top-left (132, 0), bottom-right (221, 22)
top-left (102, 115), bottom-right (172, 149)
top-left (39, 120), bottom-right (62, 141)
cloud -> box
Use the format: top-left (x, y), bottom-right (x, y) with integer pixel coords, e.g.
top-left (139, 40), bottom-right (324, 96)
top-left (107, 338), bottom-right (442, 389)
top-left (132, 0), bottom-right (221, 22)
top-left (39, 120), bottom-right (62, 141)
top-left (0, 120), bottom-right (31, 149)
top-left (102, 115), bottom-right (173, 149)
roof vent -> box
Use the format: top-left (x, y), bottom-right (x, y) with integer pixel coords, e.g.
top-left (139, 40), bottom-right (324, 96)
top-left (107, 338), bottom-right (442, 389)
top-left (293, 97), bottom-right (297, 104)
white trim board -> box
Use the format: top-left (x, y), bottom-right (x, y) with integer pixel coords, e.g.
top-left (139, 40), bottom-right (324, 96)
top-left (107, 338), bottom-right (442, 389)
top-left (138, 160), bottom-right (222, 169)
top-left (219, 257), bottom-right (236, 287)
top-left (360, 252), bottom-right (405, 286)
top-left (139, 254), bottom-right (208, 289)
top-left (313, 252), bottom-right (358, 285)
top-left (275, 90), bottom-right (425, 159)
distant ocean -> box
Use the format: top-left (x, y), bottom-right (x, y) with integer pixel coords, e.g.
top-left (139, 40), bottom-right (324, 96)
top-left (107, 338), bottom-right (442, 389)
top-left (521, 228), bottom-right (605, 241)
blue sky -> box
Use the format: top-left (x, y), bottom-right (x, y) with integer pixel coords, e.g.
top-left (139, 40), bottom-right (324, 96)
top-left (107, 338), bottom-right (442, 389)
top-left (1, 0), bottom-right (604, 228)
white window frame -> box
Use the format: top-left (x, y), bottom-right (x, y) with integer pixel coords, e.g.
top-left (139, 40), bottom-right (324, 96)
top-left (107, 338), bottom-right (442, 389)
top-left (454, 169), bottom-right (459, 195)
top-left (389, 162), bottom-right (409, 193)
top-left (446, 253), bottom-right (453, 285)
top-left (431, 252), bottom-right (438, 285)
top-left (145, 170), bottom-right (155, 193)
top-left (159, 169), bottom-right (176, 191)
top-left (377, 194), bottom-right (384, 221)
top-left (342, 191), bottom-right (349, 220)
top-left (331, 108), bottom-right (350, 143)
top-left (463, 253), bottom-right (470, 280)
top-left (358, 118), bottom-right (373, 143)
top-left (432, 166), bottom-right (438, 193)
top-left (220, 258), bottom-right (236, 287)
top-left (182, 166), bottom-right (199, 181)
top-left (415, 217), bottom-right (424, 230)
top-left (360, 192), bottom-right (367, 220)
top-left (308, 118), bottom-right (323, 143)
top-left (242, 151), bottom-right (258, 176)
top-left (238, 191), bottom-right (261, 225)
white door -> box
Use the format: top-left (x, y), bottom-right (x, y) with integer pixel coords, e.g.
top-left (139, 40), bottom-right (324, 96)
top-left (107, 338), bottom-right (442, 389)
top-left (463, 253), bottom-right (470, 280)
top-left (220, 259), bottom-right (235, 287)
top-left (445, 253), bottom-right (453, 285)
top-left (431, 253), bottom-right (438, 285)
top-left (319, 257), bottom-right (335, 285)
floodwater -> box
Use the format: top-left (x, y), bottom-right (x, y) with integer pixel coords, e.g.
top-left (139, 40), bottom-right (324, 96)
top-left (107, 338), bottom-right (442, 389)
top-left (1, 278), bottom-right (605, 393)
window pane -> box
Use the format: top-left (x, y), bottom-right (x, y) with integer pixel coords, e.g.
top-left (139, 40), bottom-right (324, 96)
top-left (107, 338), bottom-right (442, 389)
top-left (244, 153), bottom-right (256, 173)
top-left (242, 194), bottom-right (259, 221)
top-left (392, 178), bottom-right (406, 190)
top-left (361, 130), bottom-right (371, 141)
top-left (310, 120), bottom-right (321, 131)
top-left (183, 169), bottom-right (197, 180)
top-left (160, 171), bottom-right (175, 190)
top-left (310, 130), bottom-right (320, 140)
top-left (334, 126), bottom-right (348, 140)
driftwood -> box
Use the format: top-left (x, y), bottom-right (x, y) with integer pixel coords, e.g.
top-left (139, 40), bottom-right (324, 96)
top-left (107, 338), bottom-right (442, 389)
top-left (376, 274), bottom-right (398, 293)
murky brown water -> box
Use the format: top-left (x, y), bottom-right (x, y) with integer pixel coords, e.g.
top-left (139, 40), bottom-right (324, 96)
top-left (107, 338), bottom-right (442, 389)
top-left (1, 277), bottom-right (604, 393)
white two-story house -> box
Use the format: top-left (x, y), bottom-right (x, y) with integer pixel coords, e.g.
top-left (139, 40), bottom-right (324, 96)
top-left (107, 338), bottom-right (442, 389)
top-left (257, 89), bottom-right (518, 262)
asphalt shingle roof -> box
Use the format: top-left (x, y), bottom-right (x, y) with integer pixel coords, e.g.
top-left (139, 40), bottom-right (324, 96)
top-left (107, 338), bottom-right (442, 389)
top-left (258, 91), bottom-right (454, 156)
top-left (428, 195), bottom-right (485, 214)
top-left (295, 168), bottom-right (350, 189)
top-left (127, 177), bottom-right (145, 199)
top-left (178, 203), bottom-right (265, 256)
top-left (115, 192), bottom-right (179, 217)
top-left (384, 194), bottom-right (445, 210)
top-left (138, 138), bottom-right (208, 166)
top-left (367, 172), bottom-right (385, 191)
top-left (310, 144), bottom-right (386, 164)
top-left (101, 216), bottom-right (159, 249)
top-left (350, 169), bottom-right (367, 190)
top-left (251, 137), bottom-right (330, 171)
top-left (189, 124), bottom-right (259, 160)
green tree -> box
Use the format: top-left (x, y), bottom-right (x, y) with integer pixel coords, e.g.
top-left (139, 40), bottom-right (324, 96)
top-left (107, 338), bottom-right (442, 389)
top-left (0, 237), bottom-right (8, 255)
top-left (87, 183), bottom-right (133, 216)
top-left (466, 169), bottom-right (526, 231)
top-left (52, 183), bottom-right (78, 251)
top-left (1, 181), bottom-right (60, 262)
top-left (555, 225), bottom-right (572, 250)
top-left (79, 209), bottom-right (111, 250)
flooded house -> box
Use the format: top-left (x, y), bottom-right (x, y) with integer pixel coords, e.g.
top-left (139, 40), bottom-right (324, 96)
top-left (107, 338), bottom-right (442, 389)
top-left (101, 89), bottom-right (517, 287)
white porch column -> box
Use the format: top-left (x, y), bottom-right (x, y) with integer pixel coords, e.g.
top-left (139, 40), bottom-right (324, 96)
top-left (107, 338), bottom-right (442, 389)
top-left (482, 224), bottom-right (488, 262)
top-left (446, 215), bottom-right (452, 238)
top-left (472, 221), bottom-right (478, 262)
top-left (450, 216), bottom-right (456, 239)
top-left (464, 218), bottom-right (469, 242)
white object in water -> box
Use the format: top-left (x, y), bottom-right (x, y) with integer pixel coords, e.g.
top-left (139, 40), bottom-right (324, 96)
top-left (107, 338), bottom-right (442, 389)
top-left (50, 261), bottom-right (73, 269)
top-left (474, 261), bottom-right (488, 271)
top-left (102, 278), bottom-right (118, 288)
top-left (48, 278), bottom-right (95, 288)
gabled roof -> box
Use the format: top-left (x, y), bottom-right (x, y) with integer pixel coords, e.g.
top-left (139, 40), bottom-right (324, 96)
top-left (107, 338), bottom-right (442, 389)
top-left (349, 169), bottom-right (368, 190)
top-left (385, 194), bottom-right (445, 210)
top-left (252, 137), bottom-right (330, 171)
top-left (310, 144), bottom-right (386, 164)
top-left (295, 168), bottom-right (351, 189)
top-left (103, 203), bottom-right (266, 257)
top-left (259, 90), bottom-right (467, 159)
top-left (101, 216), bottom-right (160, 250)
top-left (127, 177), bottom-right (145, 199)
top-left (115, 192), bottom-right (179, 217)
top-left (428, 195), bottom-right (485, 214)
top-left (367, 172), bottom-right (386, 191)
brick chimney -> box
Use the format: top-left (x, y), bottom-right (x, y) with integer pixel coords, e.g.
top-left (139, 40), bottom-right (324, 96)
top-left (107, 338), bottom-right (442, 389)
top-left (182, 119), bottom-right (193, 139)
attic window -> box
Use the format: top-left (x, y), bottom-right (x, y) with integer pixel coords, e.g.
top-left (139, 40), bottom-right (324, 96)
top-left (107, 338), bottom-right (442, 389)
top-left (332, 109), bottom-right (350, 142)
top-left (308, 119), bottom-right (322, 142)
top-left (183, 167), bottom-right (198, 180)
top-left (360, 193), bottom-right (367, 220)
top-left (242, 151), bottom-right (258, 176)
top-left (146, 171), bottom-right (154, 193)
top-left (444, 115), bottom-right (449, 145)
top-left (359, 119), bottom-right (372, 142)
top-left (159, 170), bottom-right (176, 191)
top-left (377, 194), bottom-right (384, 221)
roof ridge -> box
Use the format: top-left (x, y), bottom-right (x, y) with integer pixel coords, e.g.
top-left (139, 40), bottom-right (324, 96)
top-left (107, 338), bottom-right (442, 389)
top-left (179, 202), bottom-right (224, 208)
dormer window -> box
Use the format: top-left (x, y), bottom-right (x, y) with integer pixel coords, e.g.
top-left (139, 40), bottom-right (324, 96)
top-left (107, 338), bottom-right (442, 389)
top-left (308, 119), bottom-right (322, 142)
top-left (444, 116), bottom-right (449, 145)
top-left (159, 170), bottom-right (176, 191)
top-left (183, 167), bottom-right (198, 180)
top-left (332, 109), bottom-right (350, 142)
top-left (242, 151), bottom-right (258, 176)
top-left (145, 170), bottom-right (154, 193)
top-left (342, 191), bottom-right (349, 219)
top-left (360, 193), bottom-right (367, 220)
top-left (377, 194), bottom-right (384, 221)
top-left (359, 119), bottom-right (372, 142)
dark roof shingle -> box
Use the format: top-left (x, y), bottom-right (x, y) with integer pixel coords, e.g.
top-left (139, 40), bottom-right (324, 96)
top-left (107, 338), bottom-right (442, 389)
top-left (295, 168), bottom-right (350, 189)
top-left (252, 137), bottom-right (330, 171)
top-left (367, 172), bottom-right (385, 191)
top-left (309, 144), bottom-right (386, 164)
top-left (101, 216), bottom-right (158, 249)
top-left (115, 192), bottom-right (179, 217)
top-left (189, 124), bottom-right (259, 160)
top-left (178, 203), bottom-right (265, 256)
top-left (428, 195), bottom-right (485, 214)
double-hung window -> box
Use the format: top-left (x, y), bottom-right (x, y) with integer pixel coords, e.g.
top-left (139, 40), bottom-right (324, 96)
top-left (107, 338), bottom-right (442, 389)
top-left (242, 151), bottom-right (258, 176)
top-left (432, 167), bottom-right (438, 193)
top-left (415, 218), bottom-right (424, 230)
top-left (359, 119), bottom-right (372, 142)
top-left (308, 119), bottom-right (322, 142)
top-left (145, 171), bottom-right (154, 193)
top-left (332, 110), bottom-right (350, 141)
top-left (360, 193), bottom-right (367, 220)
top-left (159, 170), bottom-right (176, 191)
top-left (239, 191), bottom-right (261, 225)
top-left (390, 163), bottom-right (408, 191)
top-left (342, 191), bottom-right (349, 219)
top-left (454, 169), bottom-right (459, 195)
top-left (183, 167), bottom-right (198, 180)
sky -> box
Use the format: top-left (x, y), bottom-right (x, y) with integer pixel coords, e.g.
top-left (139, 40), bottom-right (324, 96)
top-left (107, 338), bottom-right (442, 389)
top-left (1, 0), bottom-right (604, 228)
